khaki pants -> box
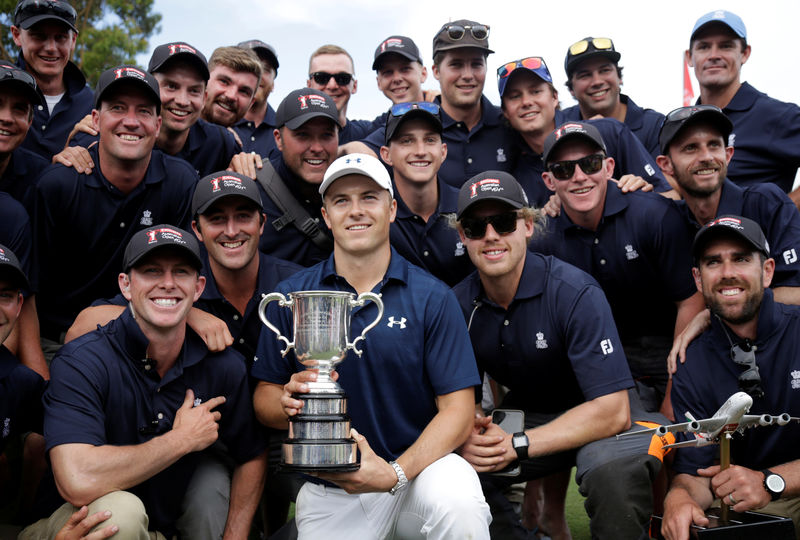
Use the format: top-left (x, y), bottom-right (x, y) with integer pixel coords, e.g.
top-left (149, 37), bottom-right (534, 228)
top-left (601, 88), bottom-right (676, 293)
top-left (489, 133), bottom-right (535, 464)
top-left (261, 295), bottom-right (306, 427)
top-left (18, 491), bottom-right (166, 540)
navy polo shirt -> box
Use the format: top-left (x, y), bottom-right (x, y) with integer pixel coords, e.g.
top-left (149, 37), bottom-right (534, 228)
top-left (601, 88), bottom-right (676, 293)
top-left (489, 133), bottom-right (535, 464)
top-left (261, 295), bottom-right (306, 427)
top-left (340, 117), bottom-right (380, 145)
top-left (43, 309), bottom-right (266, 536)
top-left (362, 95), bottom-right (515, 189)
top-left (672, 289), bottom-right (800, 476)
top-left (453, 253), bottom-right (633, 413)
top-left (0, 193), bottom-right (32, 281)
top-left (674, 179), bottom-right (800, 288)
top-left (562, 94), bottom-right (665, 160)
top-left (233, 104), bottom-right (277, 158)
top-left (390, 178), bottom-right (473, 286)
top-left (530, 185), bottom-right (697, 340)
top-left (174, 118), bottom-right (240, 177)
top-left (252, 249), bottom-right (480, 461)
top-left (196, 251), bottom-right (301, 369)
top-left (34, 146), bottom-right (198, 338)
top-left (0, 345), bottom-right (45, 454)
top-left (256, 154), bottom-right (333, 267)
top-left (17, 57), bottom-right (94, 160)
top-left (697, 82), bottom-right (800, 193)
top-left (0, 146), bottom-right (49, 214)
top-left (512, 114), bottom-right (670, 207)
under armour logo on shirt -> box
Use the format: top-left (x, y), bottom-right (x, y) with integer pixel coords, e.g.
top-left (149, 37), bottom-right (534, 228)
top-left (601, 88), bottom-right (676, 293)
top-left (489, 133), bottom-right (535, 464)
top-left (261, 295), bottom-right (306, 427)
top-left (387, 316), bottom-right (407, 329)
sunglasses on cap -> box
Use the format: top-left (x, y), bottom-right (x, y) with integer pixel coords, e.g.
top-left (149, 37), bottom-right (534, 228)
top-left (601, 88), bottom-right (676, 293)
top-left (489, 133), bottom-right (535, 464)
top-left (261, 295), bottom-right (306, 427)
top-left (497, 57), bottom-right (549, 80)
top-left (309, 71), bottom-right (353, 86)
top-left (731, 340), bottom-right (764, 399)
top-left (14, 0), bottom-right (76, 23)
top-left (664, 104), bottom-right (723, 122)
top-left (0, 65), bottom-right (36, 87)
top-left (460, 211), bottom-right (521, 240)
top-left (548, 153), bottom-right (605, 181)
top-left (445, 23), bottom-right (490, 41)
top-left (390, 101), bottom-right (440, 117)
top-left (568, 37), bottom-right (613, 56)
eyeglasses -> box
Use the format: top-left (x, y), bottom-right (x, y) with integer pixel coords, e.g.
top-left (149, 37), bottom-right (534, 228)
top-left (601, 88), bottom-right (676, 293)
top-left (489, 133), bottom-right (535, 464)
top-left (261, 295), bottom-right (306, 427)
top-left (390, 102), bottom-right (440, 117)
top-left (445, 24), bottom-right (490, 41)
top-left (309, 71), bottom-right (353, 86)
top-left (548, 153), bottom-right (605, 181)
top-left (731, 340), bottom-right (764, 399)
top-left (0, 65), bottom-right (36, 88)
top-left (497, 57), bottom-right (548, 79)
top-left (664, 104), bottom-right (724, 122)
top-left (460, 211), bottom-right (521, 239)
top-left (14, 0), bottom-right (77, 25)
top-left (568, 37), bottom-right (614, 56)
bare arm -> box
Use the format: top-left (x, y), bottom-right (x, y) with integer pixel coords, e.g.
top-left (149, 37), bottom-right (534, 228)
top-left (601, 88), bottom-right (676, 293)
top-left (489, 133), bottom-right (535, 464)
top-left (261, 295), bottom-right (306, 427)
top-left (50, 389), bottom-right (225, 506)
top-left (674, 292), bottom-right (706, 338)
top-left (222, 451), bottom-right (267, 540)
top-left (773, 286), bottom-right (800, 305)
top-left (12, 295), bottom-right (48, 379)
top-left (661, 473), bottom-right (713, 540)
top-left (65, 305), bottom-right (125, 343)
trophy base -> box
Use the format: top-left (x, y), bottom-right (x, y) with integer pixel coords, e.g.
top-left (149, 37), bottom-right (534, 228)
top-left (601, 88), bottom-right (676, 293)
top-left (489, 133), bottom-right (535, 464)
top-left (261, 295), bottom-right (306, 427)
top-left (650, 508), bottom-right (795, 539)
top-left (281, 438), bottom-right (360, 472)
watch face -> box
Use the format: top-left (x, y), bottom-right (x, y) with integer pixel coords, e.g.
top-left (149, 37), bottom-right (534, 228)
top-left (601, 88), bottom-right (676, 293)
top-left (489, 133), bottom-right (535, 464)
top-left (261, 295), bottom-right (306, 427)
top-left (513, 434), bottom-right (527, 447)
top-left (766, 474), bottom-right (785, 493)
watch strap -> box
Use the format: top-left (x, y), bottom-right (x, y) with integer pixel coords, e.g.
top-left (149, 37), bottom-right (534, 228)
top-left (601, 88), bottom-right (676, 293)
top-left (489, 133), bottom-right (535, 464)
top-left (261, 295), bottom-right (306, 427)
top-left (389, 460), bottom-right (408, 495)
top-left (512, 431), bottom-right (529, 461)
top-left (761, 469), bottom-right (785, 501)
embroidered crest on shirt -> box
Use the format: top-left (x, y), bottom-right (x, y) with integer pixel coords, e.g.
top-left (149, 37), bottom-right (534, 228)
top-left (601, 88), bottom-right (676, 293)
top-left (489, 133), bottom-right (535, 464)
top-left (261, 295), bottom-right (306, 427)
top-left (193, 397), bottom-right (202, 407)
top-left (496, 148), bottom-right (507, 163)
top-left (140, 209), bottom-right (153, 226)
top-left (387, 316), bottom-right (407, 329)
top-left (728, 133), bottom-right (736, 147)
top-left (2, 418), bottom-right (9, 438)
top-left (624, 244), bottom-right (639, 260)
top-left (454, 241), bottom-right (465, 257)
top-left (535, 332), bottom-right (548, 349)
top-left (791, 370), bottom-right (800, 390)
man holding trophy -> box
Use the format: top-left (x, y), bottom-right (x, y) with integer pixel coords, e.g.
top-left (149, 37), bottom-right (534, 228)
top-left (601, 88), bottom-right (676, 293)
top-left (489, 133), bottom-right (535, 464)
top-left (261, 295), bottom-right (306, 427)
top-left (251, 153), bottom-right (491, 539)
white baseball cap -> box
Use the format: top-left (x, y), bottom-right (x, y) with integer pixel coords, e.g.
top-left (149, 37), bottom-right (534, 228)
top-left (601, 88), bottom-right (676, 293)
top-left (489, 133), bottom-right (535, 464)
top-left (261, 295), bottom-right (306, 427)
top-left (319, 153), bottom-right (393, 198)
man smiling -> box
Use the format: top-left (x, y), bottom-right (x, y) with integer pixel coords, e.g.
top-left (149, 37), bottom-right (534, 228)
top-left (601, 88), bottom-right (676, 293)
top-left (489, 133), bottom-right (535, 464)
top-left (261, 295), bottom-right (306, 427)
top-left (201, 46), bottom-right (261, 128)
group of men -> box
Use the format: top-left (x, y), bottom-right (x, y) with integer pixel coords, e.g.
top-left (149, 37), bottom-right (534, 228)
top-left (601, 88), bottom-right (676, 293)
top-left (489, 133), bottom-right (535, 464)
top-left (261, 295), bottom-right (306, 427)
top-left (2, 1), bottom-right (800, 539)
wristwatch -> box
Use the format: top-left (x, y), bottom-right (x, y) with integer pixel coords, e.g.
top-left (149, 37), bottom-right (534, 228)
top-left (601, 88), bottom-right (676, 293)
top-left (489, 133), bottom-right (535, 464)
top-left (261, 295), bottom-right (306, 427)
top-left (512, 431), bottom-right (530, 461)
top-left (761, 469), bottom-right (785, 501)
top-left (389, 460), bottom-right (408, 495)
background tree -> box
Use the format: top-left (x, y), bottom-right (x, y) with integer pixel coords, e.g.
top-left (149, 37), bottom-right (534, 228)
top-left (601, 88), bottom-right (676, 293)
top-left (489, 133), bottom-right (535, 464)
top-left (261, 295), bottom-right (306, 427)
top-left (0, 0), bottom-right (161, 86)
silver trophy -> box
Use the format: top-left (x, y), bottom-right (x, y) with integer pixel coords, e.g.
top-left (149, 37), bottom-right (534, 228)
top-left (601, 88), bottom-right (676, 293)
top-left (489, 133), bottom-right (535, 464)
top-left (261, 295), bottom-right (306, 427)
top-left (259, 290), bottom-right (383, 471)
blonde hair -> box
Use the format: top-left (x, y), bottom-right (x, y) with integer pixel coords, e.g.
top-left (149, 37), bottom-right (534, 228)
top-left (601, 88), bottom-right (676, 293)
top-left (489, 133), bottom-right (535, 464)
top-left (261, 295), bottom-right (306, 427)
top-left (209, 46), bottom-right (263, 81)
top-left (309, 44), bottom-right (355, 74)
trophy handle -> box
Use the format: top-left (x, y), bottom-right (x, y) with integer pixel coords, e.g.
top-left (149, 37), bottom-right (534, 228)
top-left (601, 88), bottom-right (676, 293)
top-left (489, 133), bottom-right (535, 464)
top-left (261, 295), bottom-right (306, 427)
top-left (258, 292), bottom-right (294, 356)
top-left (348, 292), bottom-right (384, 356)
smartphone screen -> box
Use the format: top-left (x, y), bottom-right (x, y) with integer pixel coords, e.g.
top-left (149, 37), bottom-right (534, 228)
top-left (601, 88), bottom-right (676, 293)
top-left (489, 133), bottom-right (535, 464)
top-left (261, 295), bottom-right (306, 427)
top-left (490, 409), bottom-right (525, 476)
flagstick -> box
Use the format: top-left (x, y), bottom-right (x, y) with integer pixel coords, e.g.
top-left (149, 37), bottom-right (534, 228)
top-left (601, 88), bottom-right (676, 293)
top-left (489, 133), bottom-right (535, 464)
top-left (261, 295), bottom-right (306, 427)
top-left (720, 433), bottom-right (732, 522)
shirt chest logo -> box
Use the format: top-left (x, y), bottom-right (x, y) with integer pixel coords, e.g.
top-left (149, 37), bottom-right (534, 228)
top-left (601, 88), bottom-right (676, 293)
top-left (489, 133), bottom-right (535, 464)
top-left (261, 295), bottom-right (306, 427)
top-left (2, 417), bottom-right (9, 439)
top-left (387, 316), bottom-right (407, 329)
top-left (791, 370), bottom-right (800, 390)
top-left (140, 209), bottom-right (153, 226)
top-left (454, 241), bottom-right (465, 257)
top-left (535, 332), bottom-right (548, 349)
top-left (624, 244), bottom-right (639, 260)
top-left (496, 148), bottom-right (507, 163)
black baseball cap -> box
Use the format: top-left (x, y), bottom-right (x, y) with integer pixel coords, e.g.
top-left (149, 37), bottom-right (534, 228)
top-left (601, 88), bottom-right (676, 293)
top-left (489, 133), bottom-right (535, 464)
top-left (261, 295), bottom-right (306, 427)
top-left (457, 171), bottom-right (529, 219)
top-left (238, 39), bottom-right (279, 74)
top-left (275, 88), bottom-right (340, 130)
top-left (123, 225), bottom-right (203, 272)
top-left (659, 105), bottom-right (733, 155)
top-left (13, 0), bottom-right (77, 33)
top-left (432, 19), bottom-right (493, 58)
top-left (384, 102), bottom-right (442, 145)
top-left (192, 171), bottom-right (263, 216)
top-left (693, 215), bottom-right (769, 262)
top-left (148, 42), bottom-right (210, 81)
top-left (543, 122), bottom-right (607, 166)
top-left (0, 244), bottom-right (29, 290)
top-left (564, 37), bottom-right (621, 79)
top-left (95, 65), bottom-right (161, 114)
top-left (372, 36), bottom-right (423, 70)
top-left (0, 64), bottom-right (42, 107)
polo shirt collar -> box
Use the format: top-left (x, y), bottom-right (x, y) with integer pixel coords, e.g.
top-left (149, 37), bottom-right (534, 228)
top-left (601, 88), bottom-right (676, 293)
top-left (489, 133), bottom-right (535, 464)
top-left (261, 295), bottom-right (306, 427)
top-left (697, 81), bottom-right (758, 112)
top-left (320, 248), bottom-right (409, 291)
top-left (555, 182), bottom-right (627, 231)
top-left (16, 55), bottom-right (87, 95)
top-left (621, 94), bottom-right (643, 131)
top-left (83, 146), bottom-right (167, 190)
top-left (199, 251), bottom-right (270, 303)
top-left (470, 253), bottom-right (545, 309)
top-left (716, 179), bottom-right (745, 216)
top-left (0, 345), bottom-right (19, 379)
top-left (709, 288), bottom-right (780, 346)
top-left (394, 176), bottom-right (450, 219)
top-left (435, 94), bottom-right (501, 130)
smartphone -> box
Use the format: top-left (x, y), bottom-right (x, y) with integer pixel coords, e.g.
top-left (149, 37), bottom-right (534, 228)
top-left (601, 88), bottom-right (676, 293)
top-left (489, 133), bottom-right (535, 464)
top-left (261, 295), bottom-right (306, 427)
top-left (489, 408), bottom-right (525, 477)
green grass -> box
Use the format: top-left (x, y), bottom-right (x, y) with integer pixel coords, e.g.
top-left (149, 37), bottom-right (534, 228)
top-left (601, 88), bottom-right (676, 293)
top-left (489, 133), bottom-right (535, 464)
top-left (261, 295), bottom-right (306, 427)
top-left (565, 468), bottom-right (591, 540)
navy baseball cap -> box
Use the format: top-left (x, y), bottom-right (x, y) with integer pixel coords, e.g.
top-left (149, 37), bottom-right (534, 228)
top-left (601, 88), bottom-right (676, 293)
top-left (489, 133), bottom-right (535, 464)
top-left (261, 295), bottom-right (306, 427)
top-left (0, 64), bottom-right (42, 107)
top-left (564, 37), bottom-right (620, 79)
top-left (13, 0), bottom-right (77, 32)
top-left (0, 244), bottom-right (29, 290)
top-left (373, 36), bottom-right (423, 70)
top-left (691, 10), bottom-right (747, 42)
top-left (95, 65), bottom-right (161, 114)
top-left (692, 215), bottom-right (769, 262)
top-left (497, 56), bottom-right (553, 98)
top-left (384, 102), bottom-right (442, 145)
top-left (432, 19), bottom-right (493, 58)
top-left (275, 88), bottom-right (340, 130)
top-left (192, 171), bottom-right (263, 216)
top-left (148, 42), bottom-right (209, 81)
top-left (238, 39), bottom-right (279, 74)
top-left (543, 122), bottom-right (607, 166)
top-left (659, 105), bottom-right (733, 154)
top-left (123, 225), bottom-right (203, 272)
top-left (457, 171), bottom-right (529, 219)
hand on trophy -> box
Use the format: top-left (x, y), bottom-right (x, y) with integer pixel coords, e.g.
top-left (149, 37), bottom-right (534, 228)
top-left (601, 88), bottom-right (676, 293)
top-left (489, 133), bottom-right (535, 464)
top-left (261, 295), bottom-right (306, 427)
top-left (313, 428), bottom-right (398, 494)
top-left (699, 465), bottom-right (771, 511)
top-left (281, 369), bottom-right (339, 417)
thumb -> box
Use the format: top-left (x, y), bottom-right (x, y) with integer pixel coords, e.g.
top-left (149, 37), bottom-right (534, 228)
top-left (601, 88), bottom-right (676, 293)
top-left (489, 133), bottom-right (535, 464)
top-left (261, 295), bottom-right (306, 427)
top-left (697, 465), bottom-right (720, 478)
top-left (182, 388), bottom-right (195, 408)
top-left (692, 505), bottom-right (710, 527)
top-left (351, 428), bottom-right (372, 456)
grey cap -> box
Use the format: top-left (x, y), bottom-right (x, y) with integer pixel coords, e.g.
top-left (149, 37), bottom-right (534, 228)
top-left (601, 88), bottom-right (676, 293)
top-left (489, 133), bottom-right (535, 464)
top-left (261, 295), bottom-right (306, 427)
top-left (123, 225), bottom-right (202, 272)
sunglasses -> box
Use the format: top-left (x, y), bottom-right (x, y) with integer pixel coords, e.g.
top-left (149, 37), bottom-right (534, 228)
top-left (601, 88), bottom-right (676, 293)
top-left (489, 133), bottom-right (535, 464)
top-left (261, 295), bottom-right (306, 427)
top-left (497, 57), bottom-right (550, 79)
top-left (731, 340), bottom-right (764, 399)
top-left (461, 211), bottom-right (521, 239)
top-left (568, 37), bottom-right (614, 56)
top-left (665, 104), bottom-right (724, 122)
top-left (548, 153), bottom-right (605, 181)
top-left (390, 101), bottom-right (440, 117)
top-left (309, 71), bottom-right (353, 86)
top-left (14, 0), bottom-right (76, 24)
top-left (445, 24), bottom-right (490, 41)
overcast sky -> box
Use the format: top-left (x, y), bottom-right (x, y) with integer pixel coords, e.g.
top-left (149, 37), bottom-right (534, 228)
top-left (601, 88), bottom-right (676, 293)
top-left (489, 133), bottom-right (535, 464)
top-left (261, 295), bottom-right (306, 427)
top-left (138, 0), bottom-right (798, 121)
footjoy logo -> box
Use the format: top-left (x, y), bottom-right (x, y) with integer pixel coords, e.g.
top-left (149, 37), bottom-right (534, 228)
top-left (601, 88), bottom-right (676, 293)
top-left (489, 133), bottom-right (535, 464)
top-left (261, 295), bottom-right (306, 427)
top-left (783, 249), bottom-right (797, 265)
top-left (600, 339), bottom-right (614, 355)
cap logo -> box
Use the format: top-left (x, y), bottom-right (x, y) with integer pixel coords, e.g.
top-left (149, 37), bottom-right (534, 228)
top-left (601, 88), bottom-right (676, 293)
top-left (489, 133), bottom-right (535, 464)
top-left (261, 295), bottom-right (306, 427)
top-left (469, 178), bottom-right (502, 198)
top-left (709, 216), bottom-right (742, 230)
top-left (297, 94), bottom-right (329, 110)
top-left (381, 38), bottom-right (404, 52)
top-left (554, 123), bottom-right (586, 139)
top-left (114, 67), bottom-right (146, 81)
top-left (146, 227), bottom-right (185, 244)
top-left (712, 10), bottom-right (726, 19)
top-left (210, 175), bottom-right (244, 192)
top-left (168, 43), bottom-right (197, 56)
top-left (0, 248), bottom-right (7, 263)
top-left (344, 157), bottom-right (362, 164)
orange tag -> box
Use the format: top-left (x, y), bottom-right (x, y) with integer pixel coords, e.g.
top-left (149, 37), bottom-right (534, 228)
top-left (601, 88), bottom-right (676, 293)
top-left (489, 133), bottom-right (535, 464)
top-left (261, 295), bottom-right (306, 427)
top-left (635, 420), bottom-right (676, 462)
